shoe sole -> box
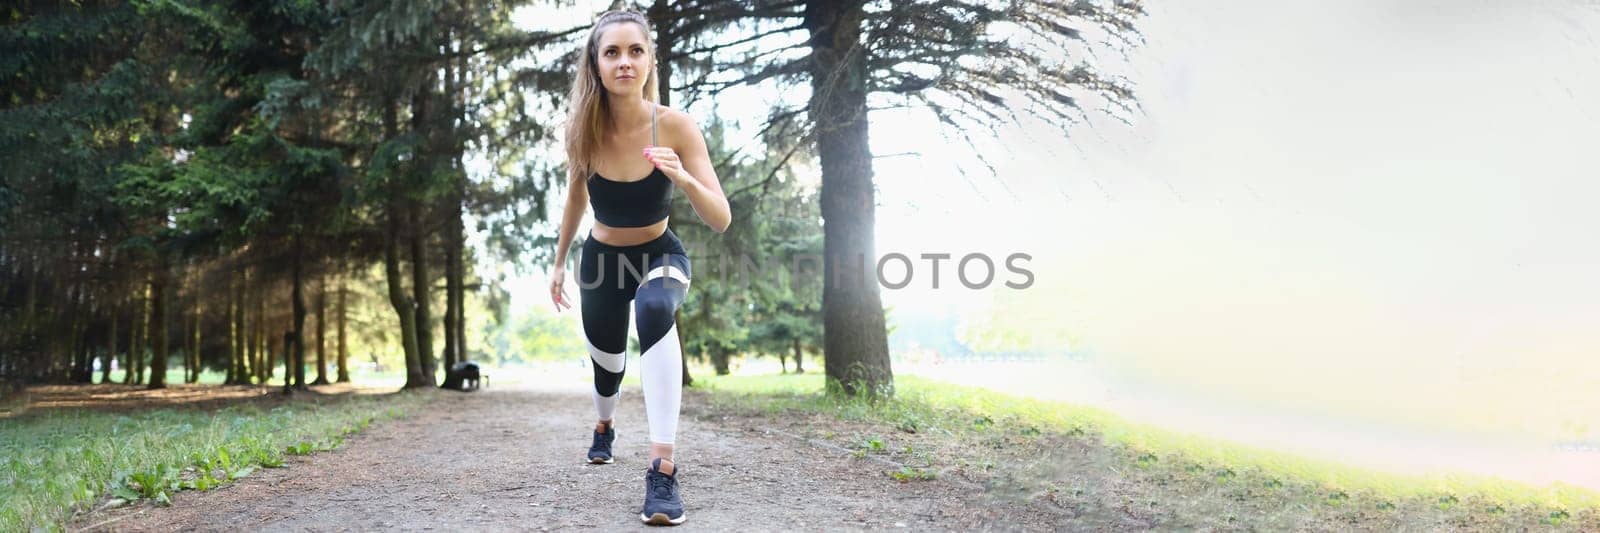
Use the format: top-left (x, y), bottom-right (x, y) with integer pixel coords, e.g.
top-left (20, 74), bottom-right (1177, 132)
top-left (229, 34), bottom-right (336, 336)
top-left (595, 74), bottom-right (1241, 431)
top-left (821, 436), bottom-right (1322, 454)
top-left (589, 456), bottom-right (614, 464)
top-left (640, 512), bottom-right (686, 525)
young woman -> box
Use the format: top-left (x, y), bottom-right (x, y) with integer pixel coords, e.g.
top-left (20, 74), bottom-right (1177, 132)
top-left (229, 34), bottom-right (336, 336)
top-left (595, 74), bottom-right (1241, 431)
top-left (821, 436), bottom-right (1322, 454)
top-left (548, 9), bottom-right (731, 526)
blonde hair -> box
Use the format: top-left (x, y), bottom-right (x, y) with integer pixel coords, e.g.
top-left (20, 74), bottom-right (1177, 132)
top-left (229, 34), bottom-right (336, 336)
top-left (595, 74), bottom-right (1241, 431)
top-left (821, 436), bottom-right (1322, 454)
top-left (565, 9), bottom-right (660, 179)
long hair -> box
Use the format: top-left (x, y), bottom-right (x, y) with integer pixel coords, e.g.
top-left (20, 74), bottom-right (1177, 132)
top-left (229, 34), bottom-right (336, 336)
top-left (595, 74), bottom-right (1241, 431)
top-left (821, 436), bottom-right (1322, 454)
top-left (565, 9), bottom-right (660, 179)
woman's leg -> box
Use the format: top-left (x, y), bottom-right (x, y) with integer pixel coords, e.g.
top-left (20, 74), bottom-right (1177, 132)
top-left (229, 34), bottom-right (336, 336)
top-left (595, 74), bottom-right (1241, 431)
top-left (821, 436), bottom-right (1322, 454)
top-left (579, 245), bottom-right (632, 440)
top-left (635, 252), bottom-right (691, 525)
top-left (633, 253), bottom-right (691, 461)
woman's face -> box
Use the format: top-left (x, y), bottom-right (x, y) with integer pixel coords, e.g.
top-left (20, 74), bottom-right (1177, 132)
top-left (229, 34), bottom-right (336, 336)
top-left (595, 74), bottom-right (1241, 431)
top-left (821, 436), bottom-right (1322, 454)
top-left (594, 22), bottom-right (651, 96)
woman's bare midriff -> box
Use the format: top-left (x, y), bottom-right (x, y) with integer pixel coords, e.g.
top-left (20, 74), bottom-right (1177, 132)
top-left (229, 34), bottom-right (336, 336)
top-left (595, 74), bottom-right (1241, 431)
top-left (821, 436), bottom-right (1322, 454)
top-left (591, 219), bottom-right (669, 246)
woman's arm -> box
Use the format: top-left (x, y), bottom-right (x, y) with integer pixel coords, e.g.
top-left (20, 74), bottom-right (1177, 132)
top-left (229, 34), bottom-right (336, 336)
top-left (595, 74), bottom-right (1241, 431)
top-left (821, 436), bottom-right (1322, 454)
top-left (549, 166), bottom-right (587, 312)
top-left (647, 112), bottom-right (731, 233)
top-left (554, 166), bottom-right (588, 270)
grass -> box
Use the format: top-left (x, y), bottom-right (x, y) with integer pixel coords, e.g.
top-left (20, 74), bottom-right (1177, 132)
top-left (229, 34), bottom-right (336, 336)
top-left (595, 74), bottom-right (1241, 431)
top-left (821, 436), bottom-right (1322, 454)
top-left (0, 388), bottom-right (433, 532)
top-left (107, 359), bottom-right (655, 390)
top-left (697, 372), bottom-right (1600, 529)
top-left (84, 365), bottom-right (412, 389)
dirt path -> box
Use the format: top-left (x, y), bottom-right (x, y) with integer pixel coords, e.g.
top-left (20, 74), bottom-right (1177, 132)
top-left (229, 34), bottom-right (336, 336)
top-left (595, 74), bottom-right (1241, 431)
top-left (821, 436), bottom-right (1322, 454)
top-left (74, 384), bottom-right (1059, 532)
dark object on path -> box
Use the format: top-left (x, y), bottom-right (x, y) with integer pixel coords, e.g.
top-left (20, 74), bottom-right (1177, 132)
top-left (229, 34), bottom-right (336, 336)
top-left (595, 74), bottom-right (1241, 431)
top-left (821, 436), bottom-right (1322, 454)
top-left (441, 361), bottom-right (487, 392)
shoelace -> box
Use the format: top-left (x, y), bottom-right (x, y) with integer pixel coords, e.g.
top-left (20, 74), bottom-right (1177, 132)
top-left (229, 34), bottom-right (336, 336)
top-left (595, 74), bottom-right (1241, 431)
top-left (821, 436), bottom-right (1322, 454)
top-left (647, 470), bottom-right (675, 500)
top-left (592, 431), bottom-right (611, 453)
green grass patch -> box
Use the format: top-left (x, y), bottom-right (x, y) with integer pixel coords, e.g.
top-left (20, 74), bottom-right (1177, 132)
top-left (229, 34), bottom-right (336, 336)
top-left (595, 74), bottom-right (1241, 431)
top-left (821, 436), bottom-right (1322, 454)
top-left (698, 373), bottom-right (1600, 522)
top-left (0, 390), bottom-right (432, 531)
top-left (95, 366), bottom-right (405, 388)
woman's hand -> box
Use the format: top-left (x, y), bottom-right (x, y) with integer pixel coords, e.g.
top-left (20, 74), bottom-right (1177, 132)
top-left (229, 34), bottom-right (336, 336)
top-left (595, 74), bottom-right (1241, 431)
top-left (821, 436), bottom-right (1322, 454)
top-left (644, 145), bottom-right (696, 190)
top-left (550, 265), bottom-right (573, 313)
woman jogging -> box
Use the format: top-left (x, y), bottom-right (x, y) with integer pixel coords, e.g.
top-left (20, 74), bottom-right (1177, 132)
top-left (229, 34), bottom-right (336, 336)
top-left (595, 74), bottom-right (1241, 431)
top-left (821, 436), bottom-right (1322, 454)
top-left (547, 8), bottom-right (731, 526)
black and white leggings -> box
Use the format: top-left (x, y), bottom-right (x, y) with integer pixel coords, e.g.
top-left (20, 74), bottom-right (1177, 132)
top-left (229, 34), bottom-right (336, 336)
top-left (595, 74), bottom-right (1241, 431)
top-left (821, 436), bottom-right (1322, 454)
top-left (578, 228), bottom-right (691, 445)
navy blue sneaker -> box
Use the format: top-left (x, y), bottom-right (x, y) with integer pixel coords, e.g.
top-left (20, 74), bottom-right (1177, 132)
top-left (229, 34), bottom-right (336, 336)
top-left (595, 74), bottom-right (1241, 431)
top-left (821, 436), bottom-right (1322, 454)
top-left (640, 458), bottom-right (686, 525)
top-left (587, 425), bottom-right (615, 464)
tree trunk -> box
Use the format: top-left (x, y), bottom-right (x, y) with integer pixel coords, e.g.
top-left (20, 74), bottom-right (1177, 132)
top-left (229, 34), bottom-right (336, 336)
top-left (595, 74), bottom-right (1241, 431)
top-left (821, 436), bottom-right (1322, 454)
top-left (336, 277), bottom-right (350, 383)
top-left (680, 328), bottom-right (693, 387)
top-left (60, 255), bottom-right (81, 383)
top-left (147, 264), bottom-right (169, 389)
top-left (249, 280), bottom-right (260, 383)
top-left (66, 277), bottom-right (89, 383)
top-left (235, 271), bottom-right (249, 384)
top-left (225, 275), bottom-right (238, 384)
top-left (281, 328), bottom-right (295, 395)
top-left (266, 317), bottom-right (279, 383)
top-left (385, 94), bottom-right (426, 390)
top-left (267, 315), bottom-right (280, 382)
top-left (64, 278), bottom-right (77, 382)
top-left (313, 272), bottom-right (328, 385)
top-left (126, 289), bottom-right (142, 385)
top-left (453, 31), bottom-right (470, 368)
top-left (807, 0), bottom-right (893, 397)
top-left (69, 290), bottom-right (91, 383)
top-left (255, 280), bottom-right (268, 381)
top-left (649, 0), bottom-right (673, 107)
top-left (455, 275), bottom-right (466, 365)
top-left (409, 203), bottom-right (436, 386)
top-left (192, 295), bottom-right (204, 384)
top-left (407, 82), bottom-right (439, 387)
top-left (80, 296), bottom-right (96, 383)
top-left (793, 338), bottom-right (805, 374)
top-left (292, 234), bottom-right (307, 390)
top-left (377, 96), bottom-right (422, 390)
top-left (711, 344), bottom-right (730, 376)
top-left (182, 286), bottom-right (193, 384)
top-left (442, 200), bottom-right (460, 372)
top-left (102, 299), bottom-right (117, 384)
top-left (239, 273), bottom-right (250, 383)
top-left (388, 210), bottom-right (425, 388)
top-left (441, 45), bottom-right (464, 374)
top-left (133, 283), bottom-right (148, 385)
top-left (21, 257), bottom-right (39, 373)
top-left (228, 277), bottom-right (239, 384)
top-left (188, 300), bottom-right (200, 384)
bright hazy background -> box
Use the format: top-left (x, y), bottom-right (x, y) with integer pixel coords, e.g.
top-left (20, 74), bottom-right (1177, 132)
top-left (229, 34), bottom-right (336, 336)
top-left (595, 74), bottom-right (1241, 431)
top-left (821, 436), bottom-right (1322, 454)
top-left (503, 1), bottom-right (1600, 490)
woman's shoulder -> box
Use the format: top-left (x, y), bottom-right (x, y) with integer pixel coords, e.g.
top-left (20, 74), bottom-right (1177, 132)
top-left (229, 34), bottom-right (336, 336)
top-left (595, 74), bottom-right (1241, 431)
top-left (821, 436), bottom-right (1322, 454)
top-left (653, 104), bottom-right (703, 144)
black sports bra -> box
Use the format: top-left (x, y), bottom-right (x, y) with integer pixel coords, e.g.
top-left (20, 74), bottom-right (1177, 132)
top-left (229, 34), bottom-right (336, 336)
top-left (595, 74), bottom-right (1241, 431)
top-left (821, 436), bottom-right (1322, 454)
top-left (587, 105), bottom-right (671, 228)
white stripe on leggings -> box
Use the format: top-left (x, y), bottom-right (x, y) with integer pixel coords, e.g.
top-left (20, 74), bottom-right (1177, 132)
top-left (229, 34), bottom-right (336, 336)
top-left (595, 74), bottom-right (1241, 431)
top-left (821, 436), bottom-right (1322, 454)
top-left (586, 337), bottom-right (625, 374)
top-left (643, 265), bottom-right (689, 286)
top-left (639, 323), bottom-right (683, 445)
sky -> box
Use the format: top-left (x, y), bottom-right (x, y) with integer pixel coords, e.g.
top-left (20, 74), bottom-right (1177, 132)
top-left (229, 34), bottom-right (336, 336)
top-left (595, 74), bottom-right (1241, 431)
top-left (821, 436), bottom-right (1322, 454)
top-left (501, 1), bottom-right (1600, 486)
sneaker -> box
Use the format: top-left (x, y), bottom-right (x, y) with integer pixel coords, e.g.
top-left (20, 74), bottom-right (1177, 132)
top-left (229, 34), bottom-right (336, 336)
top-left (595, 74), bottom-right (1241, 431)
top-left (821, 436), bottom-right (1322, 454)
top-left (587, 425), bottom-right (615, 464)
top-left (640, 458), bottom-right (686, 525)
